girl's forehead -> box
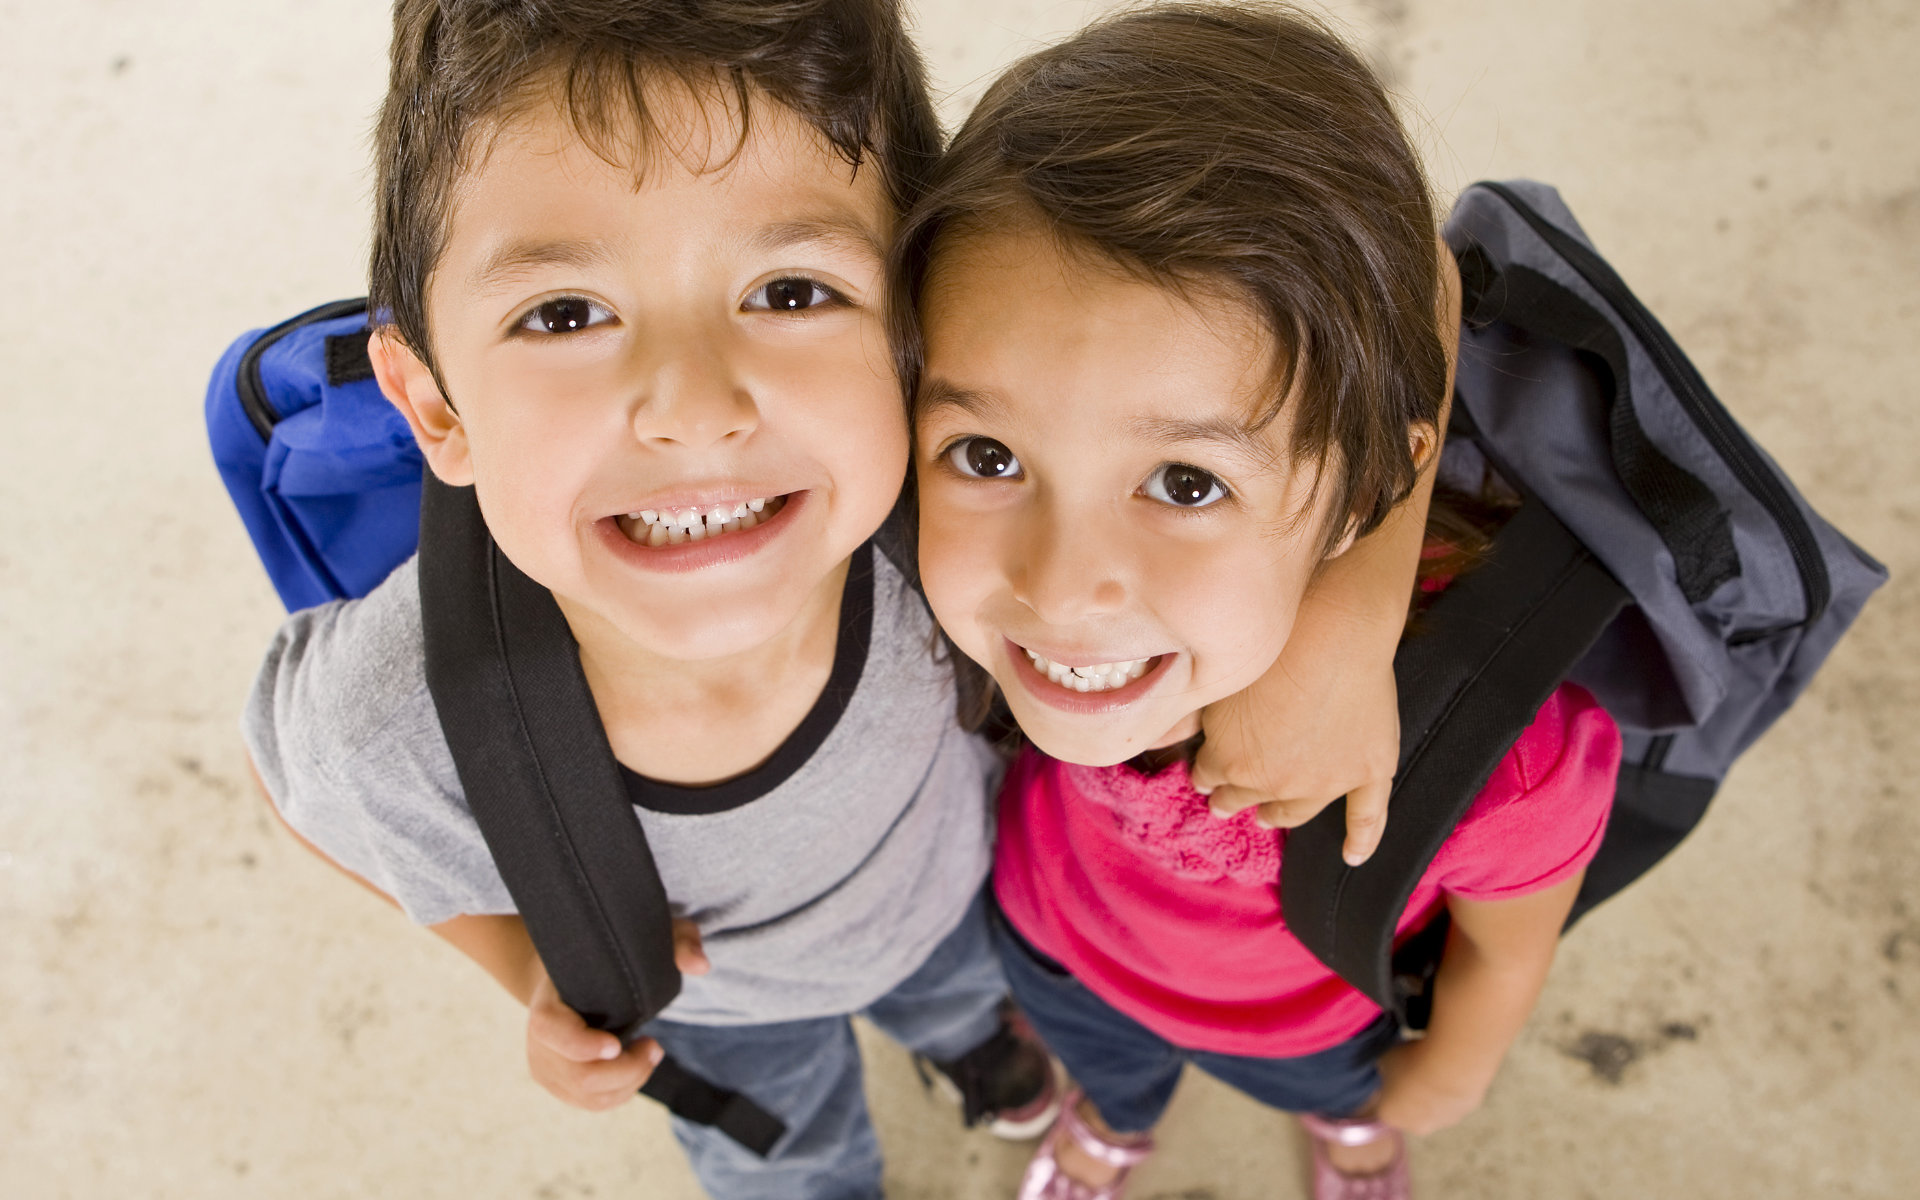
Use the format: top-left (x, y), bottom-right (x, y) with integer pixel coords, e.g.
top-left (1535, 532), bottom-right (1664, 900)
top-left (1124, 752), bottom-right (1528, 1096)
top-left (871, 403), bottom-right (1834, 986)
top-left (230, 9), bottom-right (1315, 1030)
top-left (918, 226), bottom-right (1283, 437)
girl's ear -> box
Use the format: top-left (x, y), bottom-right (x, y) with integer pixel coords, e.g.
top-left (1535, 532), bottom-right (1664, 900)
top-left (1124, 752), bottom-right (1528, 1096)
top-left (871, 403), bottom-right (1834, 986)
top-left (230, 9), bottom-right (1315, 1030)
top-left (1408, 420), bottom-right (1440, 475)
top-left (1324, 514), bottom-right (1361, 560)
top-left (367, 330), bottom-right (474, 486)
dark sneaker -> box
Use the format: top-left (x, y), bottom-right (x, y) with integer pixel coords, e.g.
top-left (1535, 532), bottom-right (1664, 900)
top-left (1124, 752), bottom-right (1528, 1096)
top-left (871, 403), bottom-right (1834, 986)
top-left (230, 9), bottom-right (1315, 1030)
top-left (918, 1005), bottom-right (1062, 1140)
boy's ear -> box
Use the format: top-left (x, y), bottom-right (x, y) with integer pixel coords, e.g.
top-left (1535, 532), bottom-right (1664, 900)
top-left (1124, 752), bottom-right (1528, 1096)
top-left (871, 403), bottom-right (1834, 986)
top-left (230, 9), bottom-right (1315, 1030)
top-left (367, 329), bottom-right (473, 486)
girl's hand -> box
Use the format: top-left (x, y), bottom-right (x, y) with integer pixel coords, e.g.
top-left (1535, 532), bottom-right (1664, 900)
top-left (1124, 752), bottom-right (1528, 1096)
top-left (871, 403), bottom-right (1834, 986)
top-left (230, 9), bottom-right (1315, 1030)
top-left (524, 919), bottom-right (710, 1111)
top-left (1192, 623), bottom-right (1398, 864)
top-left (1373, 1041), bottom-right (1488, 1137)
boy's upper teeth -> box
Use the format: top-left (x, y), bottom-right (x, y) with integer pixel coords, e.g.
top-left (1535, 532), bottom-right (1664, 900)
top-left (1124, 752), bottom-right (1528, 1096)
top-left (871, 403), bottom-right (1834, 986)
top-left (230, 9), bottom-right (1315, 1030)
top-left (1023, 648), bottom-right (1152, 692)
top-left (625, 498), bottom-right (772, 529)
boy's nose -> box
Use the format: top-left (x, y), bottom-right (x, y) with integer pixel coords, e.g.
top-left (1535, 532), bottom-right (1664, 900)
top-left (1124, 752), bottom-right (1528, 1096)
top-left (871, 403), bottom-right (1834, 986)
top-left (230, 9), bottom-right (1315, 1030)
top-left (1008, 501), bottom-right (1129, 627)
top-left (630, 345), bottom-right (758, 448)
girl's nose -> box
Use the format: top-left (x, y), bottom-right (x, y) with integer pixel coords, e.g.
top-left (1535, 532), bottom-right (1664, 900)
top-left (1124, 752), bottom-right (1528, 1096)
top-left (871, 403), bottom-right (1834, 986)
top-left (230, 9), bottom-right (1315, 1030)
top-left (1008, 500), bottom-right (1129, 627)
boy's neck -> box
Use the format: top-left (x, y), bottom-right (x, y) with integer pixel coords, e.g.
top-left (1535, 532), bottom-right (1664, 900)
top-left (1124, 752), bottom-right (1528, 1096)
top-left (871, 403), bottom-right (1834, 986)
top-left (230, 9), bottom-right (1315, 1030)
top-left (555, 556), bottom-right (855, 788)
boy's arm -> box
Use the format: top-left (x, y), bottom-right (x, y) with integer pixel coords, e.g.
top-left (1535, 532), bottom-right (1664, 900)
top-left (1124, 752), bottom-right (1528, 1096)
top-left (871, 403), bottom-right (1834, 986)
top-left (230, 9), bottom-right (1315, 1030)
top-left (1194, 236), bottom-right (1461, 862)
top-left (1373, 871), bottom-right (1583, 1136)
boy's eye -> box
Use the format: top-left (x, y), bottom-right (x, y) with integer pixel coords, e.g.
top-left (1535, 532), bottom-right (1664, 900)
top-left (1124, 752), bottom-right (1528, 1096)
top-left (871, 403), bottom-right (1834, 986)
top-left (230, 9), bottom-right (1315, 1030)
top-left (946, 437), bottom-right (1022, 480)
top-left (744, 278), bottom-right (840, 312)
top-left (519, 297), bottom-right (614, 335)
top-left (1144, 463), bottom-right (1227, 508)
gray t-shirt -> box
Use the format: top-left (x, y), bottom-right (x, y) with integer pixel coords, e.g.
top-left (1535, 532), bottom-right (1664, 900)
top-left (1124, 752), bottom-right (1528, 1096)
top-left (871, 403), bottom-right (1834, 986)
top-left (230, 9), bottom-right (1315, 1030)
top-left (243, 545), bottom-right (998, 1026)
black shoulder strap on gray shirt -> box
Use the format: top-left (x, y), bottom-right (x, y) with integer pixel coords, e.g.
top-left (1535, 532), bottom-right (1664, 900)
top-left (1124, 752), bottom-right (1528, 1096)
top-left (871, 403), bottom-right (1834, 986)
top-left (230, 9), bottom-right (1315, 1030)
top-left (415, 472), bottom-right (784, 1157)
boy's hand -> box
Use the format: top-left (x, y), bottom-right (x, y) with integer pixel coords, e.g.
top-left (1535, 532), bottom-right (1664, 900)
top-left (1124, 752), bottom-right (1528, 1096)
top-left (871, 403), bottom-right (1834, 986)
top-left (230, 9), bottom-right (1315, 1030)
top-left (1192, 649), bottom-right (1397, 865)
top-left (524, 919), bottom-right (711, 1111)
top-left (1372, 1041), bottom-right (1488, 1137)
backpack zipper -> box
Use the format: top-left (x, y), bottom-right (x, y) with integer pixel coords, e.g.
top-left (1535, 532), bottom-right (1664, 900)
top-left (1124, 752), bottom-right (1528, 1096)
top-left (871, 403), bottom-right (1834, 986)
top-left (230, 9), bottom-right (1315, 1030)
top-left (235, 297), bottom-right (371, 442)
top-left (1474, 182), bottom-right (1830, 630)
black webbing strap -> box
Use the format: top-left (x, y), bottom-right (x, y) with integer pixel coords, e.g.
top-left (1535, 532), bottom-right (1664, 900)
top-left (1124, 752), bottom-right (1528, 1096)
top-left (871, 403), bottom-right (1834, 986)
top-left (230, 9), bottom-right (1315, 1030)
top-left (1457, 249), bottom-right (1740, 606)
top-left (640, 1057), bottom-right (787, 1157)
top-left (1280, 500), bottom-right (1628, 1026)
top-left (417, 475), bottom-right (786, 1156)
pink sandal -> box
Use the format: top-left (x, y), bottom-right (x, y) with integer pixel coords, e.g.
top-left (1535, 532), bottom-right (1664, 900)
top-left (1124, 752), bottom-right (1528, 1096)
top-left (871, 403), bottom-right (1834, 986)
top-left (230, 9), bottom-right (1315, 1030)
top-left (1016, 1089), bottom-right (1156, 1200)
top-left (1297, 1112), bottom-right (1411, 1200)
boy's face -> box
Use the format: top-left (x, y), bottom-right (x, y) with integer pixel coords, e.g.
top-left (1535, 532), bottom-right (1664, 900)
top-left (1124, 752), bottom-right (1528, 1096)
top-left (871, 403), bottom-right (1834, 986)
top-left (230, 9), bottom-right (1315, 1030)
top-left (382, 82), bottom-right (905, 661)
top-left (915, 228), bottom-right (1347, 767)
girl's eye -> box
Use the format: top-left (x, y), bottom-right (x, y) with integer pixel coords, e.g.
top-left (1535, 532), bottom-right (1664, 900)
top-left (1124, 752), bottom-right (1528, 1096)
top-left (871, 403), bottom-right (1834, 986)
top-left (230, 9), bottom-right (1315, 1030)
top-left (745, 278), bottom-right (840, 312)
top-left (519, 297), bottom-right (613, 335)
top-left (945, 437), bottom-right (1022, 480)
top-left (1144, 463), bottom-right (1227, 508)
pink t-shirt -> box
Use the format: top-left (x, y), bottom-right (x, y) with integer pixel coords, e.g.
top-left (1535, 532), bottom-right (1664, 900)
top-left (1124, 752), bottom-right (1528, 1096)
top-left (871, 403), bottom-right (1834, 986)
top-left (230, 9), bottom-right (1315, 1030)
top-left (993, 685), bottom-right (1622, 1058)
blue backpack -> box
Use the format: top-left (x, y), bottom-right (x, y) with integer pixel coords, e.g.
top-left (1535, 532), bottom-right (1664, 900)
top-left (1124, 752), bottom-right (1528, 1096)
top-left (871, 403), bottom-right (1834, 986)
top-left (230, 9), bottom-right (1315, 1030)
top-left (208, 181), bottom-right (1884, 1051)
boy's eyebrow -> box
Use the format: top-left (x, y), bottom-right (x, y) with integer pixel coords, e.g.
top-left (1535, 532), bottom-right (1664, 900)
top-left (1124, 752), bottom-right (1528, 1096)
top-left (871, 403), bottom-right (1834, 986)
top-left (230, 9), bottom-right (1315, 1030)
top-left (743, 214), bottom-right (886, 260)
top-left (466, 237), bottom-right (619, 296)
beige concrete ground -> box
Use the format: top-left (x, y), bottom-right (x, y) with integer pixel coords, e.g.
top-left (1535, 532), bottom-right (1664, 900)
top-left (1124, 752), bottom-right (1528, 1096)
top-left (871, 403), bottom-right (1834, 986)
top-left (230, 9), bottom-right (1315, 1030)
top-left (2, 1), bottom-right (1915, 1196)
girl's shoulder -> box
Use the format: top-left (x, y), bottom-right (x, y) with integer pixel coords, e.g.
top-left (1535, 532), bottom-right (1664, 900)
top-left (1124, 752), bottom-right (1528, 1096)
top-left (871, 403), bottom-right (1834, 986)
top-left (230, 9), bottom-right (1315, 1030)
top-left (1429, 684), bottom-right (1623, 901)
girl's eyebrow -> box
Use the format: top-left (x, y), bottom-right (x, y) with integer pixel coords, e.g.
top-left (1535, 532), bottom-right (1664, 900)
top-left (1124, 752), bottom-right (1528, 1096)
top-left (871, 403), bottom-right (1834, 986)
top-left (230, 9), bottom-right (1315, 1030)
top-left (918, 378), bottom-right (1011, 421)
top-left (1128, 415), bottom-right (1280, 468)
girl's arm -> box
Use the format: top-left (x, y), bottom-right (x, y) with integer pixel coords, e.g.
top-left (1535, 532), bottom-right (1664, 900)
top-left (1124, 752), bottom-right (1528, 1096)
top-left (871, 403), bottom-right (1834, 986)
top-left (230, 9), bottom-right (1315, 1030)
top-left (1194, 236), bottom-right (1462, 863)
top-left (1374, 871), bottom-right (1584, 1136)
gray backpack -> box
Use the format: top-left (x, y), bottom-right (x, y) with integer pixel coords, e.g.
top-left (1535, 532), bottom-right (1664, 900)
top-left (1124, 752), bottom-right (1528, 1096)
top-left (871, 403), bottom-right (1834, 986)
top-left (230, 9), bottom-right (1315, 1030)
top-left (1282, 181), bottom-right (1888, 1029)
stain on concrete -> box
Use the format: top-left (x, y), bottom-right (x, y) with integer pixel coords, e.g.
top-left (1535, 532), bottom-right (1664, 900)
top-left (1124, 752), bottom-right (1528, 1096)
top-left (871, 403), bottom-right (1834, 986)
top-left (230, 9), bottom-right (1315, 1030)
top-left (1560, 1019), bottom-right (1706, 1085)
top-left (1563, 1031), bottom-right (1641, 1084)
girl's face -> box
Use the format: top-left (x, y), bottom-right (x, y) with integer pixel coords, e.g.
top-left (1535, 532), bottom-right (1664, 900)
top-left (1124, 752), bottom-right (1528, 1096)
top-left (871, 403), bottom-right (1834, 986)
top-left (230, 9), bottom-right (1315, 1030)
top-left (916, 227), bottom-right (1349, 767)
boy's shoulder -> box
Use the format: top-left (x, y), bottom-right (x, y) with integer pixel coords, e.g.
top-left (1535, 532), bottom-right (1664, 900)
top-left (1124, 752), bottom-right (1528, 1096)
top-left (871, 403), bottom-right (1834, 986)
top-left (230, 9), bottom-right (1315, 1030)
top-left (242, 557), bottom-right (512, 924)
top-left (246, 555), bottom-right (437, 767)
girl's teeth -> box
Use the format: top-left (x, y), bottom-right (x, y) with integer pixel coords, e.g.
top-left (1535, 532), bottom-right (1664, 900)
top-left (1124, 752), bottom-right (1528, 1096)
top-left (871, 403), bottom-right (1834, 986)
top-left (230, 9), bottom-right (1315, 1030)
top-left (1023, 649), bottom-right (1154, 693)
top-left (647, 524), bottom-right (668, 547)
top-left (747, 498), bottom-right (765, 512)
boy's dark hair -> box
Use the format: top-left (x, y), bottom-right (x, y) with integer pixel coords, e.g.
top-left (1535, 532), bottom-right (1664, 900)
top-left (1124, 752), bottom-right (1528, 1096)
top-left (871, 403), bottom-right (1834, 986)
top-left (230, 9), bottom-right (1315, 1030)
top-left (891, 1), bottom-right (1447, 550)
top-left (371, 0), bottom-right (941, 371)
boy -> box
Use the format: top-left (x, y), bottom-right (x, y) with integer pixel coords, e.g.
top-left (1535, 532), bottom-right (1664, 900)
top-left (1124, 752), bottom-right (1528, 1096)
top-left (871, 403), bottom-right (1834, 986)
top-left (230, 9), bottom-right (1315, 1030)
top-left (245, 1), bottom-right (1438, 1196)
top-left (249, 4), bottom-right (1048, 1198)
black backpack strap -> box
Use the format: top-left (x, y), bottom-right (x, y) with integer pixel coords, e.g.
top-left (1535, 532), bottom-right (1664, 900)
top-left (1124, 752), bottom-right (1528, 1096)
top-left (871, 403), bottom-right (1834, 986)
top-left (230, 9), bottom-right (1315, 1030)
top-left (417, 474), bottom-right (786, 1156)
top-left (1280, 499), bottom-right (1628, 1028)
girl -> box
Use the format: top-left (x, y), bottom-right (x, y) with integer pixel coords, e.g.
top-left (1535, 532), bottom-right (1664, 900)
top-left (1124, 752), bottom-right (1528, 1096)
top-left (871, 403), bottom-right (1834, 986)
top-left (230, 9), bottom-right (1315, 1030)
top-left (893, 5), bottom-right (1622, 1198)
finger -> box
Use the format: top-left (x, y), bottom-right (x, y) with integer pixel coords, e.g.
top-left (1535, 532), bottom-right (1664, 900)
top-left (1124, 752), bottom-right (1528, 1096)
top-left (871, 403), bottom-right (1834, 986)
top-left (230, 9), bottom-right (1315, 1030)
top-left (1341, 777), bottom-right (1392, 866)
top-left (1205, 784), bottom-right (1265, 818)
top-left (552, 1038), bottom-right (666, 1103)
top-left (672, 918), bottom-right (711, 976)
top-left (528, 992), bottom-right (623, 1063)
top-left (1187, 753), bottom-right (1225, 796)
top-left (1252, 797), bottom-right (1325, 830)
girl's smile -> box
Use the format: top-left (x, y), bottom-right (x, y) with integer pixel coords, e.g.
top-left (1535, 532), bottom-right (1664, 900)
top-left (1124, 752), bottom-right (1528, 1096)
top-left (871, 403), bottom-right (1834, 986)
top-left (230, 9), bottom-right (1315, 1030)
top-left (914, 224), bottom-right (1351, 766)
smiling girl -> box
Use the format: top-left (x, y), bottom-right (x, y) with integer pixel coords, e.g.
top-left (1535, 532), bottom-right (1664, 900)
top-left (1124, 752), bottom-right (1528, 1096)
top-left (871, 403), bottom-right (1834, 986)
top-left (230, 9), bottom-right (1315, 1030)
top-left (893, 5), bottom-right (1622, 1198)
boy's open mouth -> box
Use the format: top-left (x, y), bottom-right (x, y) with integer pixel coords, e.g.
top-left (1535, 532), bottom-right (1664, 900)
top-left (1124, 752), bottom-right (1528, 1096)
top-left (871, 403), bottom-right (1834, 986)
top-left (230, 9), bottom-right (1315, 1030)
top-left (616, 495), bottom-right (789, 547)
top-left (1020, 647), bottom-right (1163, 694)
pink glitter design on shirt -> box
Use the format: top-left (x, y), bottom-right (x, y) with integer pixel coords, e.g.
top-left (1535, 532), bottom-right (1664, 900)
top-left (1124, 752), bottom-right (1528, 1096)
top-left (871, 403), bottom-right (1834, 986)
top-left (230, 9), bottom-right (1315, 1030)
top-left (1062, 761), bottom-right (1282, 886)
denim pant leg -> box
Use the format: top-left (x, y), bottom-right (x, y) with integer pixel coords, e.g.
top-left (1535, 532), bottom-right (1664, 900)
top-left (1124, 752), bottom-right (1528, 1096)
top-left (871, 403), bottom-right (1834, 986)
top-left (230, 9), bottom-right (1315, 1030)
top-left (992, 911), bottom-right (1185, 1135)
top-left (644, 1014), bottom-right (882, 1200)
top-left (862, 887), bottom-right (1008, 1061)
top-left (1189, 1014), bottom-right (1402, 1119)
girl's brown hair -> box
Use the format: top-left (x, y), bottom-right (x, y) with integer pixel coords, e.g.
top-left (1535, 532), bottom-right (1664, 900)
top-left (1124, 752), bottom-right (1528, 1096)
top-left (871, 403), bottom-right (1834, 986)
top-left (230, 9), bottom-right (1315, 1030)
top-left (891, 1), bottom-right (1448, 552)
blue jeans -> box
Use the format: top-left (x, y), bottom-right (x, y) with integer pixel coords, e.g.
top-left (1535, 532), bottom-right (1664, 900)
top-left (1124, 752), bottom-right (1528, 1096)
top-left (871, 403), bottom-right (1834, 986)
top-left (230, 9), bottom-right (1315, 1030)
top-left (643, 889), bottom-right (1007, 1200)
top-left (994, 907), bottom-right (1400, 1135)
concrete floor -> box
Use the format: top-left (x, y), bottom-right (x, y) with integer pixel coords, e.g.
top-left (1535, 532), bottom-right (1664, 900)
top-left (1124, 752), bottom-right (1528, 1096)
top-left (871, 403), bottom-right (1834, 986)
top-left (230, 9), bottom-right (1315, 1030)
top-left (2, 1), bottom-right (1915, 1196)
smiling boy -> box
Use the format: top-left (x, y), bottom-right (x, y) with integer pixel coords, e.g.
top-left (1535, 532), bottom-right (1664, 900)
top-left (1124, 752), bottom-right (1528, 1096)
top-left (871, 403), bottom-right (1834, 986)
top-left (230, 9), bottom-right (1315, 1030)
top-left (246, 4), bottom-right (1059, 1198)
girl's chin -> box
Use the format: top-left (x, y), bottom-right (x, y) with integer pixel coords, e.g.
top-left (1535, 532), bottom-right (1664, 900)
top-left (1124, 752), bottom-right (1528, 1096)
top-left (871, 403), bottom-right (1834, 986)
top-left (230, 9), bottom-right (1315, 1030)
top-left (1004, 702), bottom-right (1187, 769)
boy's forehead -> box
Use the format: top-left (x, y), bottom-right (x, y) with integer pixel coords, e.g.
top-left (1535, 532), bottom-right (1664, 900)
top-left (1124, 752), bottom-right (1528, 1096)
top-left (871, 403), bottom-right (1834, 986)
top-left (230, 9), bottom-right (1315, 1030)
top-left (439, 79), bottom-right (889, 283)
